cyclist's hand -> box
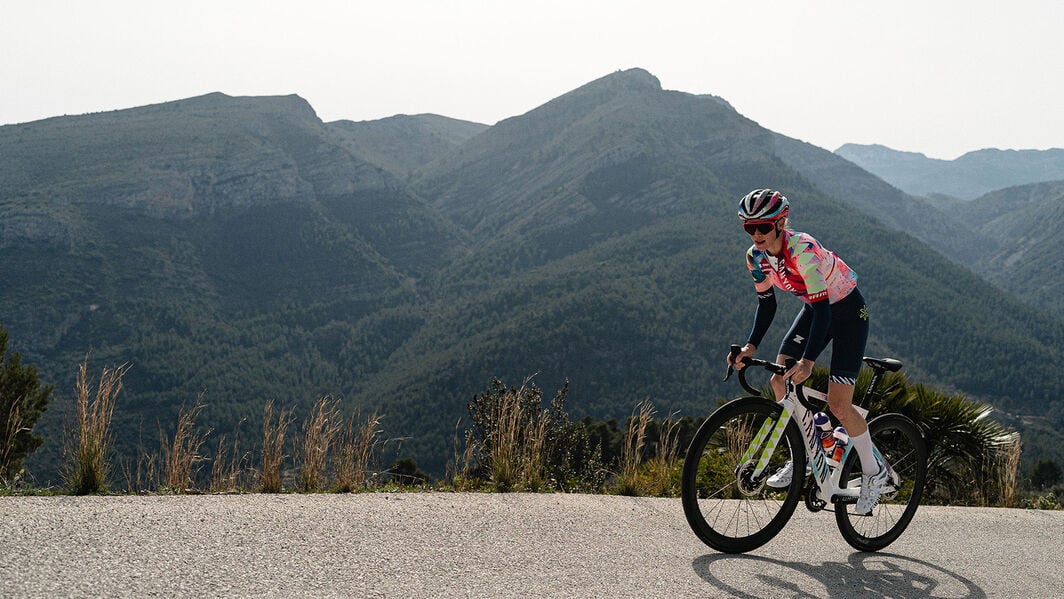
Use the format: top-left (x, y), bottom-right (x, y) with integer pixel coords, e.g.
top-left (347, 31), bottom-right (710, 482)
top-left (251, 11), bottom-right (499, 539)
top-left (785, 358), bottom-right (814, 384)
top-left (728, 344), bottom-right (756, 370)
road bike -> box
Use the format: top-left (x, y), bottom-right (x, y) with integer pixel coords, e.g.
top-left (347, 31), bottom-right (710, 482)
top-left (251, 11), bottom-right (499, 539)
top-left (681, 346), bottom-right (927, 553)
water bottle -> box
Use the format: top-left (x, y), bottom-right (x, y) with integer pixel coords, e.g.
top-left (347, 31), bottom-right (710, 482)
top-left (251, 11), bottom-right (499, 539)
top-left (830, 426), bottom-right (849, 466)
top-left (813, 412), bottom-right (834, 454)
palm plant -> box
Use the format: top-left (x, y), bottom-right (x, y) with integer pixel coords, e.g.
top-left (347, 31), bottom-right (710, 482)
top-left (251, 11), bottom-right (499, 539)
top-left (807, 366), bottom-right (1020, 506)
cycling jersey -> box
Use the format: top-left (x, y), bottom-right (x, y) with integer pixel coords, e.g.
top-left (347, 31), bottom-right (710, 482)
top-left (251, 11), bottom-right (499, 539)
top-left (744, 230), bottom-right (865, 375)
top-left (746, 230), bottom-right (858, 304)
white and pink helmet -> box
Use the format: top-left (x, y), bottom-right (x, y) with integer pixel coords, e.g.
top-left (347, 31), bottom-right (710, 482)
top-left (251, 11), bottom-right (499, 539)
top-left (738, 189), bottom-right (790, 222)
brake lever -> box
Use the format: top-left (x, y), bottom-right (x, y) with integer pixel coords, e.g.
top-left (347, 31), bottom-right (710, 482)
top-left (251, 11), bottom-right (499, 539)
top-left (724, 344), bottom-right (742, 381)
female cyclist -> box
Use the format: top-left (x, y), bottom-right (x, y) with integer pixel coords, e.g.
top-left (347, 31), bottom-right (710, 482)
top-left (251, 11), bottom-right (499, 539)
top-left (725, 188), bottom-right (888, 514)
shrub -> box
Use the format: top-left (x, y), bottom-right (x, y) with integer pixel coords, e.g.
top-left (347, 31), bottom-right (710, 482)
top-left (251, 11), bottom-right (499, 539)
top-left (0, 326), bottom-right (54, 480)
top-left (465, 376), bottom-right (605, 492)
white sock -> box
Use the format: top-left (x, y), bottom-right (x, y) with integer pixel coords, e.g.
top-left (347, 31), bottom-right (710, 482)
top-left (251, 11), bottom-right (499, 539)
top-left (850, 430), bottom-right (879, 476)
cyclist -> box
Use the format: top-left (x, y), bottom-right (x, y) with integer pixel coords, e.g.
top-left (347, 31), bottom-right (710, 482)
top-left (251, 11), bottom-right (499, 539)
top-left (726, 188), bottom-right (888, 514)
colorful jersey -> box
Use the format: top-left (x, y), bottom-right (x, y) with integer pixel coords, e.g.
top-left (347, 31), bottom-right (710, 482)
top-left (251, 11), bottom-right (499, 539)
top-left (746, 230), bottom-right (858, 303)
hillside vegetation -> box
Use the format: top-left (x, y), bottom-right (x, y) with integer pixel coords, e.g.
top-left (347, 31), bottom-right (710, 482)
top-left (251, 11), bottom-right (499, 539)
top-left (2, 69), bottom-right (1062, 479)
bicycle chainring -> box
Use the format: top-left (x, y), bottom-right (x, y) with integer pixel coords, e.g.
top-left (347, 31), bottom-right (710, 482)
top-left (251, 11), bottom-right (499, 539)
top-left (804, 477), bottom-right (826, 512)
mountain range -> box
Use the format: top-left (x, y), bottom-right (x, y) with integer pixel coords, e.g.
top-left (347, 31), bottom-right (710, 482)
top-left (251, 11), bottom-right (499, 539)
top-left (2, 68), bottom-right (1062, 479)
top-left (836, 143), bottom-right (1064, 200)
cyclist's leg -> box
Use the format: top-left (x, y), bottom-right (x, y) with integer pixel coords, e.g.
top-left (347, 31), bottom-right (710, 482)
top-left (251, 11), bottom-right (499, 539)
top-left (773, 305), bottom-right (812, 401)
top-left (826, 289), bottom-right (874, 472)
top-left (766, 306), bottom-right (814, 486)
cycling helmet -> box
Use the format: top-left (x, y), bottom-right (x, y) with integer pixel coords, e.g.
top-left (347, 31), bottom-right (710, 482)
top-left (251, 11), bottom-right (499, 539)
top-left (738, 189), bottom-right (789, 222)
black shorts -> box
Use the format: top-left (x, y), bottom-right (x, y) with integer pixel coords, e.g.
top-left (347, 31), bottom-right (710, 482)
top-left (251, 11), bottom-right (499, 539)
top-left (779, 288), bottom-right (869, 385)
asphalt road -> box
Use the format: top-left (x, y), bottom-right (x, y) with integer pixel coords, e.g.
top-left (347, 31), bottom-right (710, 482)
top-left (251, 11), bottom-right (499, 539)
top-left (2, 493), bottom-right (1061, 597)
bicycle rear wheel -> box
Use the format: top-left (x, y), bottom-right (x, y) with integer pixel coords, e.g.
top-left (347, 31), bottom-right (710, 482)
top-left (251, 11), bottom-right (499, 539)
top-left (681, 397), bottom-right (805, 553)
top-left (835, 413), bottom-right (927, 552)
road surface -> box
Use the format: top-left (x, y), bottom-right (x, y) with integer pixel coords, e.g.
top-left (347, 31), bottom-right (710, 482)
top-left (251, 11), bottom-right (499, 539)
top-left (2, 493), bottom-right (1060, 597)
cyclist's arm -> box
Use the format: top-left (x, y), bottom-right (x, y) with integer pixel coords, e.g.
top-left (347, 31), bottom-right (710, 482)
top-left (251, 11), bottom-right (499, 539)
top-left (745, 248), bottom-right (777, 349)
top-left (747, 288), bottom-right (777, 349)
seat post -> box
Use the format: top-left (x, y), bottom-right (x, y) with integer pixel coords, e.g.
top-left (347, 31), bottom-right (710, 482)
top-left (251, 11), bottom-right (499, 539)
top-left (860, 365), bottom-right (886, 408)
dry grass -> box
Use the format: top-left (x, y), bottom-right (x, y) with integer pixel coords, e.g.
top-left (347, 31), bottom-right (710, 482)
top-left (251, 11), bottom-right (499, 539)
top-left (484, 379), bottom-right (551, 491)
top-left (646, 411), bottom-right (682, 496)
top-left (299, 396), bottom-right (342, 492)
top-left (998, 436), bottom-right (1021, 507)
top-left (260, 400), bottom-right (293, 493)
top-left (161, 396), bottom-right (210, 492)
top-left (984, 434), bottom-right (1022, 507)
top-left (448, 420), bottom-right (480, 491)
top-left (210, 426), bottom-right (250, 493)
top-left (120, 451), bottom-right (158, 494)
top-left (63, 360), bottom-right (130, 495)
top-left (615, 399), bottom-right (653, 496)
top-left (335, 409), bottom-right (383, 492)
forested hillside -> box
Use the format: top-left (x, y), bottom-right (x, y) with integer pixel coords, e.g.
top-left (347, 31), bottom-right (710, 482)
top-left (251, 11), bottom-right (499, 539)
top-left (2, 70), bottom-right (1062, 480)
top-left (958, 180), bottom-right (1064, 316)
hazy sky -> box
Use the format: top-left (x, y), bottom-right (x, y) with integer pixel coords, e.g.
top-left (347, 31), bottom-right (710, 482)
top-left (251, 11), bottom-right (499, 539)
top-left (3, 1), bottom-right (1061, 160)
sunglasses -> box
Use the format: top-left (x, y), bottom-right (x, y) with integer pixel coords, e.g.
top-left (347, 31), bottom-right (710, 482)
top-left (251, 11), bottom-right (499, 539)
top-left (743, 222), bottom-right (776, 235)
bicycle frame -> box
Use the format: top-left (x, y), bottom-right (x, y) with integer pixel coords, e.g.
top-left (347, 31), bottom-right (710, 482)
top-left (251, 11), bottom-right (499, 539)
top-left (741, 382), bottom-right (887, 505)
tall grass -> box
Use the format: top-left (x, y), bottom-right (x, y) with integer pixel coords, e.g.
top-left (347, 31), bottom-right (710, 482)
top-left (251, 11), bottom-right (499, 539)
top-left (991, 435), bottom-right (1022, 507)
top-left (161, 396), bottom-right (210, 492)
top-left (478, 378), bottom-right (551, 491)
top-left (335, 409), bottom-right (383, 492)
top-left (615, 399), bottom-right (653, 496)
top-left (1, 401), bottom-right (26, 482)
top-left (260, 400), bottom-right (293, 493)
top-left (645, 411), bottom-right (682, 496)
top-left (210, 425), bottom-right (250, 493)
top-left (120, 450), bottom-right (158, 494)
top-left (63, 361), bottom-right (130, 495)
top-left (448, 420), bottom-right (479, 491)
top-left (299, 396), bottom-right (341, 492)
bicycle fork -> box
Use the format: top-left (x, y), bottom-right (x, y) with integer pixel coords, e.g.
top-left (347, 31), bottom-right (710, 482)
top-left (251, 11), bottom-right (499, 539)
top-left (737, 400), bottom-right (793, 483)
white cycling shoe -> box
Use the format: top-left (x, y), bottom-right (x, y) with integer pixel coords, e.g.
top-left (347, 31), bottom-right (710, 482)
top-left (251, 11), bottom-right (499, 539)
top-left (766, 459), bottom-right (811, 488)
top-left (856, 464), bottom-right (892, 514)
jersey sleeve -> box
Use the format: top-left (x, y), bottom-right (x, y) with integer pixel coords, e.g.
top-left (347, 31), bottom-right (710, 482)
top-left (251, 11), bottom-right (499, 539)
top-left (746, 247), bottom-right (774, 294)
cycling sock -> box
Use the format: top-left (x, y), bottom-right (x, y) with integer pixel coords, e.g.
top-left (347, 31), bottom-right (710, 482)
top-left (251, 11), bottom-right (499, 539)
top-left (851, 430), bottom-right (878, 475)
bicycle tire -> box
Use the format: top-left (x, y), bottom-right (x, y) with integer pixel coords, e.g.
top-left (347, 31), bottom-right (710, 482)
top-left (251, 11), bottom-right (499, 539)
top-left (834, 413), bottom-right (927, 552)
top-left (681, 396), bottom-right (805, 553)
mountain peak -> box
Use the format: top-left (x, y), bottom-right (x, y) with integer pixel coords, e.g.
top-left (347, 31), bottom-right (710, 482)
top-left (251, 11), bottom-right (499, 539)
top-left (580, 68), bottom-right (662, 93)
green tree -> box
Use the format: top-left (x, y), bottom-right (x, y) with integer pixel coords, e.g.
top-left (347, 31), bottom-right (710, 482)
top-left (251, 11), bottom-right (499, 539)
top-left (1030, 459), bottom-right (1062, 490)
top-left (0, 325), bottom-right (54, 479)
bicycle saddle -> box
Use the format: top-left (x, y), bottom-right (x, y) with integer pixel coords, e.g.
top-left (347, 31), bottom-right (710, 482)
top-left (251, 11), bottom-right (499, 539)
top-left (863, 357), bottom-right (903, 372)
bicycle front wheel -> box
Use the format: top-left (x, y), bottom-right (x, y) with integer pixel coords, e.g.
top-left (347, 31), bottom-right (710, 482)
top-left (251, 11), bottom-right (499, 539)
top-left (681, 397), bottom-right (805, 553)
top-left (835, 413), bottom-right (927, 552)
